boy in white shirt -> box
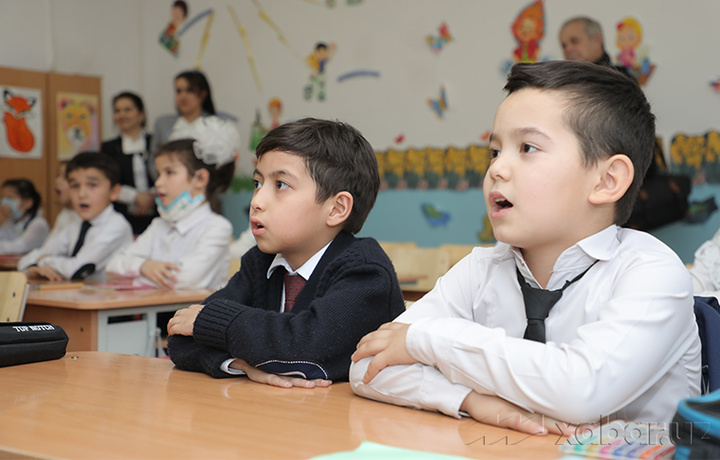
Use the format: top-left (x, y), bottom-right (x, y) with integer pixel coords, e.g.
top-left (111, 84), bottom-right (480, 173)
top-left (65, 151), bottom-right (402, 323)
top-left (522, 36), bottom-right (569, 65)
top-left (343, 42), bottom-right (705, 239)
top-left (19, 152), bottom-right (133, 281)
top-left (350, 61), bottom-right (701, 435)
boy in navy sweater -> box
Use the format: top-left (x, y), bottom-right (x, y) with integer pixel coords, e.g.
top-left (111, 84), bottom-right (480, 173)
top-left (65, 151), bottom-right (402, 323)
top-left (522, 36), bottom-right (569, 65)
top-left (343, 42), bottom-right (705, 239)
top-left (168, 118), bottom-right (405, 387)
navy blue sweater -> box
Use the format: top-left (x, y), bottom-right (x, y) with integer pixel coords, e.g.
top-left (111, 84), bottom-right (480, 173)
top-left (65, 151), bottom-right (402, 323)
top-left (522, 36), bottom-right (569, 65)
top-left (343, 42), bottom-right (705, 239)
top-left (168, 232), bottom-right (405, 381)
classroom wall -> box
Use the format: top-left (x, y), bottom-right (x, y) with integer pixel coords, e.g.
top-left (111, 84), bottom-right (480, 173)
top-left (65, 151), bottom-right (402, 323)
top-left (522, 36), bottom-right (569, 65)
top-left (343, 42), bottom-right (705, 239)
top-left (2, 0), bottom-right (720, 260)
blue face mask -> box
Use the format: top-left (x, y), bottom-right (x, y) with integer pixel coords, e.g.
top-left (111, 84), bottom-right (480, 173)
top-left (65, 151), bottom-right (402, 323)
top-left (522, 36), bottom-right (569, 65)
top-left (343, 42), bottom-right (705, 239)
top-left (1, 197), bottom-right (23, 220)
top-left (155, 191), bottom-right (205, 222)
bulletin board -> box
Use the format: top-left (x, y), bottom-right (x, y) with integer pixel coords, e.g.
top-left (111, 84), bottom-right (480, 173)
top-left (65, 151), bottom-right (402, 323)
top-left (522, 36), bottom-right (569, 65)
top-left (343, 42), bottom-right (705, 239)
top-left (0, 67), bottom-right (49, 220)
top-left (46, 72), bottom-right (102, 224)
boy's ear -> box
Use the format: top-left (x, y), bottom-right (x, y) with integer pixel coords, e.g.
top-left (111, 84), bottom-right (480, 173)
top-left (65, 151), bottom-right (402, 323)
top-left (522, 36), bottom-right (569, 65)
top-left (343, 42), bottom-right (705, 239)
top-left (588, 154), bottom-right (634, 205)
top-left (326, 191), bottom-right (353, 228)
top-left (110, 183), bottom-right (122, 202)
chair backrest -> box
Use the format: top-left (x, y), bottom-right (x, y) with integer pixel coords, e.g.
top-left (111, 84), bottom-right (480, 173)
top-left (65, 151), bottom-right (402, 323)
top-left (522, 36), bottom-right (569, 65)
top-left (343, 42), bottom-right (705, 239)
top-left (693, 296), bottom-right (720, 394)
top-left (227, 259), bottom-right (241, 282)
top-left (385, 246), bottom-right (451, 293)
top-left (0, 271), bottom-right (29, 322)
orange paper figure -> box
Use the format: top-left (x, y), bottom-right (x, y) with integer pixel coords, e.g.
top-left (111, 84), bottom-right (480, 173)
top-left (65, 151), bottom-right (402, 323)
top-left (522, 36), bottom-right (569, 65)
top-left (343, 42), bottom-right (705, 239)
top-left (511, 0), bottom-right (544, 63)
top-left (2, 89), bottom-right (36, 153)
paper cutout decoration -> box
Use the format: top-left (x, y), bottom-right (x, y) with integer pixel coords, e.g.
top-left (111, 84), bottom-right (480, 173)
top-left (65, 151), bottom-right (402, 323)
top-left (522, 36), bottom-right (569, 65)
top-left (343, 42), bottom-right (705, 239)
top-left (427, 86), bottom-right (447, 118)
top-left (426, 22), bottom-right (452, 54)
top-left (421, 203), bottom-right (451, 227)
top-left (158, 1), bottom-right (214, 64)
top-left (511, 0), bottom-right (544, 63)
top-left (228, 4), bottom-right (262, 92)
top-left (304, 43), bottom-right (336, 102)
top-left (478, 214), bottom-right (495, 243)
top-left (614, 17), bottom-right (656, 86)
top-left (337, 70), bottom-right (380, 82)
top-left (268, 98), bottom-right (282, 130)
top-left (394, 134), bottom-right (405, 145)
top-left (711, 79), bottom-right (720, 92)
top-left (252, 0), bottom-right (304, 63)
top-left (670, 131), bottom-right (720, 184)
top-left (56, 92), bottom-right (99, 161)
top-left (0, 86), bottom-right (43, 159)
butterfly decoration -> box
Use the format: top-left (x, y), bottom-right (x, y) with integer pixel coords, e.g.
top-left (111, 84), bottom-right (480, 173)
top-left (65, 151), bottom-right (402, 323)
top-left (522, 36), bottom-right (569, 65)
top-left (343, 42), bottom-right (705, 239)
top-left (711, 79), bottom-right (720, 93)
top-left (426, 22), bottom-right (452, 53)
top-left (427, 86), bottom-right (447, 118)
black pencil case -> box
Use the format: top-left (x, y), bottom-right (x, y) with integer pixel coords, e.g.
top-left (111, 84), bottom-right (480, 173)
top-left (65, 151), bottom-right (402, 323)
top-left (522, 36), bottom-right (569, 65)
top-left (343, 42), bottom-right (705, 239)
top-left (0, 322), bottom-right (69, 367)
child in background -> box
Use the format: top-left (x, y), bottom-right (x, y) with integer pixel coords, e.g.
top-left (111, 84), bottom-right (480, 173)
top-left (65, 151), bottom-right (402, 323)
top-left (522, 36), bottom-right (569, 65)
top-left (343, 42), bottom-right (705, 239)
top-left (47, 161), bottom-right (80, 240)
top-left (107, 118), bottom-right (236, 290)
top-left (0, 178), bottom-right (49, 255)
top-left (18, 152), bottom-right (133, 281)
top-left (350, 61), bottom-right (700, 434)
top-left (167, 118), bottom-right (405, 386)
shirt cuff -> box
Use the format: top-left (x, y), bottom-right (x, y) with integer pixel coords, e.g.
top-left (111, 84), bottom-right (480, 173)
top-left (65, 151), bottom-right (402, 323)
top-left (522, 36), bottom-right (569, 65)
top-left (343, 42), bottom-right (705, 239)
top-left (221, 358), bottom-right (246, 375)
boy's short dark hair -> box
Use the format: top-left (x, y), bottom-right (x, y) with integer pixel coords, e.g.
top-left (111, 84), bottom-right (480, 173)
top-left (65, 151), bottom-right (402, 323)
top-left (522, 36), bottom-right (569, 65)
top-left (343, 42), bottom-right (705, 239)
top-left (505, 61), bottom-right (655, 225)
top-left (66, 151), bottom-right (121, 187)
top-left (255, 118), bottom-right (380, 234)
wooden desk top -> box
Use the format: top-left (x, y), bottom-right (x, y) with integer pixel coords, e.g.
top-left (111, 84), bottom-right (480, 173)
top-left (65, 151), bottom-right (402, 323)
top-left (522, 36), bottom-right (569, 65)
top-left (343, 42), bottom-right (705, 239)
top-left (26, 285), bottom-right (212, 310)
top-left (0, 352), bottom-right (564, 459)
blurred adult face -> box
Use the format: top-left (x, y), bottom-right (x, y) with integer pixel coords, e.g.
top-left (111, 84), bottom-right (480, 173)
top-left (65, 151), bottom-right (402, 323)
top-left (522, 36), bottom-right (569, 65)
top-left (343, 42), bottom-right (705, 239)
top-left (559, 21), bottom-right (604, 62)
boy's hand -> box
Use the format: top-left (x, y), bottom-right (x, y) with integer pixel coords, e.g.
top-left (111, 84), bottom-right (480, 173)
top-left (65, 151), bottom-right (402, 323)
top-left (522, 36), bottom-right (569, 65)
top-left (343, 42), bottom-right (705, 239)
top-left (27, 265), bottom-right (63, 282)
top-left (140, 260), bottom-right (179, 288)
top-left (461, 391), bottom-right (577, 436)
top-left (229, 359), bottom-right (332, 389)
top-left (351, 322), bottom-right (416, 383)
top-left (167, 304), bottom-right (203, 336)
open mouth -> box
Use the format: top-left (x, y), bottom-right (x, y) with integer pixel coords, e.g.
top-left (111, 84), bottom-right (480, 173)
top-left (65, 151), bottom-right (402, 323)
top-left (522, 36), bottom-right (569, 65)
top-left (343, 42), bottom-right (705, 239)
top-left (78, 204), bottom-right (90, 212)
top-left (494, 197), bottom-right (513, 211)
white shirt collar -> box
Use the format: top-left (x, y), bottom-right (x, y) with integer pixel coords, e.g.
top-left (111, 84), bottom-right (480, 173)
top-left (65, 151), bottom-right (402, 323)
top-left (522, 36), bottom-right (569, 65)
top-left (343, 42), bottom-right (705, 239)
top-left (509, 224), bottom-right (618, 290)
top-left (170, 202), bottom-right (212, 235)
top-left (266, 241), bottom-right (332, 281)
top-left (88, 204), bottom-right (116, 226)
top-left (121, 131), bottom-right (146, 154)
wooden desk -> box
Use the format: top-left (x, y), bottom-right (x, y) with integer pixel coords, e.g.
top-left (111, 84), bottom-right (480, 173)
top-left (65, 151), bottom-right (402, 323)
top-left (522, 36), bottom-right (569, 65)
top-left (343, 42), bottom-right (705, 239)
top-left (23, 286), bottom-right (211, 356)
top-left (0, 352), bottom-right (564, 459)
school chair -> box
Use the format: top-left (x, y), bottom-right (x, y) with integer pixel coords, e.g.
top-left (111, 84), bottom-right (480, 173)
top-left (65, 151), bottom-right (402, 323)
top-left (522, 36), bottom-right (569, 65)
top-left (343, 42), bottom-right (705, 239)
top-left (693, 296), bottom-right (720, 394)
top-left (385, 246), bottom-right (452, 294)
top-left (227, 258), bottom-right (241, 281)
top-left (0, 271), bottom-right (29, 322)
top-left (440, 244), bottom-right (478, 267)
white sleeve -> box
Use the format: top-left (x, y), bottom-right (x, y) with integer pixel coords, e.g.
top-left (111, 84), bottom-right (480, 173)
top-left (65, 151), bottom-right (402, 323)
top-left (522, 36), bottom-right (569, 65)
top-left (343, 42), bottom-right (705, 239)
top-left (689, 227), bottom-right (720, 293)
top-left (0, 217), bottom-right (49, 254)
top-left (18, 226), bottom-right (71, 271)
top-left (117, 185), bottom-right (139, 205)
top-left (106, 222), bottom-right (158, 278)
top-left (404, 258), bottom-right (696, 424)
top-left (173, 217), bottom-right (232, 289)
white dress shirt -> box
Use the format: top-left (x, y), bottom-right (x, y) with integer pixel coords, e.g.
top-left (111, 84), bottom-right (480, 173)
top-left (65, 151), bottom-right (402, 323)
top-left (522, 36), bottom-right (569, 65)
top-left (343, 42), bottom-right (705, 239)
top-left (350, 225), bottom-right (701, 425)
top-left (0, 211), bottom-right (49, 255)
top-left (47, 207), bottom-right (81, 241)
top-left (689, 227), bottom-right (720, 296)
top-left (117, 132), bottom-right (150, 207)
top-left (18, 205), bottom-right (133, 280)
top-left (106, 202), bottom-right (232, 290)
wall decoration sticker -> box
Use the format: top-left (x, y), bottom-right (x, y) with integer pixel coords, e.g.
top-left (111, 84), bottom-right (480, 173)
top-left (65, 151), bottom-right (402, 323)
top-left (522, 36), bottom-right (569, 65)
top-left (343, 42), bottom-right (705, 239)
top-left (0, 86), bottom-right (42, 159)
top-left (304, 42), bottom-right (336, 101)
top-left (56, 92), bottom-right (99, 160)
top-left (426, 22), bottom-right (452, 54)
top-left (614, 17), bottom-right (656, 86)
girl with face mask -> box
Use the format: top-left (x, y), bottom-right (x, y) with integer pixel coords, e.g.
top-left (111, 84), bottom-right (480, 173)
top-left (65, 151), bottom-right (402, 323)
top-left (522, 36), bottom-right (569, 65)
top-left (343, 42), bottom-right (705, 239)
top-left (106, 117), bottom-right (237, 290)
top-left (0, 179), bottom-right (49, 255)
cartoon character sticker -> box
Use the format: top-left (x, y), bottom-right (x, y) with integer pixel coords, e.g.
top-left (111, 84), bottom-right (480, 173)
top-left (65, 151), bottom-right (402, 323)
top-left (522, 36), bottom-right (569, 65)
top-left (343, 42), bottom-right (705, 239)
top-left (614, 17), bottom-right (656, 86)
top-left (56, 92), bottom-right (99, 160)
top-left (304, 42), bottom-right (336, 102)
top-left (0, 86), bottom-right (43, 159)
top-left (511, 0), bottom-right (544, 63)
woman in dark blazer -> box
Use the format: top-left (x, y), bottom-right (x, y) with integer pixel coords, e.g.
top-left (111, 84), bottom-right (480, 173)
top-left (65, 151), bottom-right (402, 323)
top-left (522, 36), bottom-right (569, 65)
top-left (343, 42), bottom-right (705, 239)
top-left (101, 91), bottom-right (156, 235)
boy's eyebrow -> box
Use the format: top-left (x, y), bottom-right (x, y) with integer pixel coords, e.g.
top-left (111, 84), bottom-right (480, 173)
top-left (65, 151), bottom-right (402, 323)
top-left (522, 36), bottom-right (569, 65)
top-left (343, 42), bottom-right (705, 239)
top-left (514, 127), bottom-right (551, 141)
top-left (253, 168), bottom-right (298, 181)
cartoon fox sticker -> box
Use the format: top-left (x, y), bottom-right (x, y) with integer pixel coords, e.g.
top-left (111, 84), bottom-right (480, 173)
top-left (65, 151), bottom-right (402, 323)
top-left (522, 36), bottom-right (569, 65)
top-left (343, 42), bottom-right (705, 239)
top-left (3, 89), bottom-right (36, 153)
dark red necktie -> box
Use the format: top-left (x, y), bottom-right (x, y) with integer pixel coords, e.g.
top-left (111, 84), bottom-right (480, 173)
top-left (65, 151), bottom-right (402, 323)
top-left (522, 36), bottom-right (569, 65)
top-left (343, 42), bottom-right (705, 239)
top-left (283, 273), bottom-right (306, 312)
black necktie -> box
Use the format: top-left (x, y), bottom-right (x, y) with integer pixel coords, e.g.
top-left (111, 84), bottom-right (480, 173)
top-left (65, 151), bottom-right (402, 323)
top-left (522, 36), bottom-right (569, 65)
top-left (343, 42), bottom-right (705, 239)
top-left (516, 261), bottom-right (598, 343)
top-left (71, 221), bottom-right (91, 257)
